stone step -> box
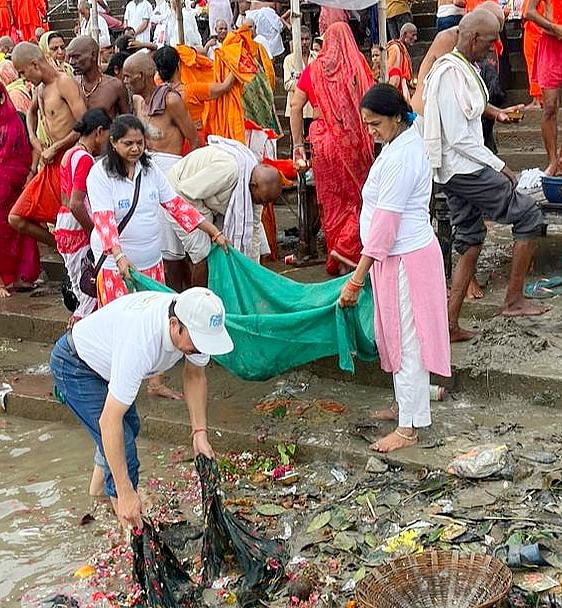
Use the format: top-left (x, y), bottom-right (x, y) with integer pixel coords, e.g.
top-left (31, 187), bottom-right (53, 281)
top-left (412, 0), bottom-right (437, 14)
top-left (498, 147), bottom-right (547, 171)
top-left (505, 88), bottom-right (533, 106)
top-left (4, 277), bottom-right (562, 403)
top-left (495, 125), bottom-right (543, 148)
top-left (413, 12), bottom-right (435, 29)
top-left (410, 41), bottom-right (431, 58)
top-left (508, 68), bottom-right (530, 90)
top-left (7, 336), bottom-right (562, 473)
top-left (417, 26), bottom-right (437, 43)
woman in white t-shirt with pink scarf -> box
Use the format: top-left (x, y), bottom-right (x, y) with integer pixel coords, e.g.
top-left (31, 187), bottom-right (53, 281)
top-left (340, 84), bottom-right (451, 453)
top-left (87, 114), bottom-right (227, 400)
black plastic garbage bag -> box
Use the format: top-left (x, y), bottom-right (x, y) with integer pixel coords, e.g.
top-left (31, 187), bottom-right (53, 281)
top-left (196, 455), bottom-right (287, 600)
top-left (131, 519), bottom-right (200, 607)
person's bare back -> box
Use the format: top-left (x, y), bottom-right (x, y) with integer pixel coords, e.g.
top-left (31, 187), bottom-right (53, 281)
top-left (411, 27), bottom-right (458, 114)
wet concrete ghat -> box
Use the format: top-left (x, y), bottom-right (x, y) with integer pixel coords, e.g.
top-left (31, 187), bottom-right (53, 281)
top-left (3, 333), bottom-right (562, 475)
top-left (3, 224), bottom-right (562, 472)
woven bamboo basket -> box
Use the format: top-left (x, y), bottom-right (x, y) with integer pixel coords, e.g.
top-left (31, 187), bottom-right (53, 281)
top-left (356, 551), bottom-right (512, 608)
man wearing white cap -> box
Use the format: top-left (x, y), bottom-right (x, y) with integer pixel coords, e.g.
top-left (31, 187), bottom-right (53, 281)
top-left (49, 287), bottom-right (233, 529)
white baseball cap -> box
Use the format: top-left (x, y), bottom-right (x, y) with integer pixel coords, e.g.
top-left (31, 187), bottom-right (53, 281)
top-left (174, 287), bottom-right (233, 356)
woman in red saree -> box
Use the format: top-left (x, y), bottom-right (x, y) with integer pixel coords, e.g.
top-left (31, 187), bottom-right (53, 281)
top-left (291, 22), bottom-right (374, 275)
top-left (0, 82), bottom-right (39, 296)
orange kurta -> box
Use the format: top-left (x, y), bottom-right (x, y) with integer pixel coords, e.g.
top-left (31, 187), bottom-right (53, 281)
top-left (387, 40), bottom-right (413, 101)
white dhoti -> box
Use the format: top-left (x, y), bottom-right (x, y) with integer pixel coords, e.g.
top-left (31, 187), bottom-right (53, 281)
top-left (152, 152), bottom-right (187, 262)
top-left (393, 261), bottom-right (431, 428)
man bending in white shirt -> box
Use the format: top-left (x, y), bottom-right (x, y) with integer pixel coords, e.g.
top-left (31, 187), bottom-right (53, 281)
top-left (424, 10), bottom-right (547, 343)
top-left (50, 288), bottom-right (234, 529)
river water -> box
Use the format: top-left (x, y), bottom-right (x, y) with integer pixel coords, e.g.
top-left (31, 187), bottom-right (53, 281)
top-left (0, 415), bottom-right (166, 608)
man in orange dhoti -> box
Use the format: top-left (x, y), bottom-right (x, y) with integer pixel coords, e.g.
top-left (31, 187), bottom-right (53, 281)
top-left (525, 0), bottom-right (562, 175)
top-left (522, 0), bottom-right (544, 108)
top-left (10, 43), bottom-right (86, 248)
top-left (387, 23), bottom-right (417, 102)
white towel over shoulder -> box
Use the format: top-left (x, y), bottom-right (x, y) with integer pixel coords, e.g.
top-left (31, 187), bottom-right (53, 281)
top-left (422, 52), bottom-right (488, 169)
top-left (207, 136), bottom-right (257, 257)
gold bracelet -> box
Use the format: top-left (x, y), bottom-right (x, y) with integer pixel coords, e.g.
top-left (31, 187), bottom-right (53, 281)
top-left (212, 231), bottom-right (223, 243)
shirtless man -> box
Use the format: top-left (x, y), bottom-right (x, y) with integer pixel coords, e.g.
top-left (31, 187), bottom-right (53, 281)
top-left (124, 51), bottom-right (199, 156)
top-left (525, 0), bottom-right (562, 176)
top-left (67, 36), bottom-right (130, 118)
top-left (9, 43), bottom-right (86, 248)
top-left (123, 51), bottom-right (200, 289)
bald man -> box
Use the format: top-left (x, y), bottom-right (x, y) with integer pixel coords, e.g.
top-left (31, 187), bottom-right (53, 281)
top-left (424, 11), bottom-right (546, 341)
top-left (0, 36), bottom-right (14, 59)
top-left (163, 143), bottom-right (282, 289)
top-left (123, 51), bottom-right (200, 288)
top-left (124, 51), bottom-right (199, 158)
top-left (525, 0), bottom-right (562, 176)
top-left (387, 23), bottom-right (417, 101)
top-left (9, 42), bottom-right (86, 249)
top-left (205, 19), bottom-right (229, 60)
top-left (412, 1), bottom-right (507, 115)
top-left (67, 36), bottom-right (129, 118)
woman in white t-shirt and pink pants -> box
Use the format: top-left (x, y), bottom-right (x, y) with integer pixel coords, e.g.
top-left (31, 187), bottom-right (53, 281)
top-left (340, 84), bottom-right (451, 453)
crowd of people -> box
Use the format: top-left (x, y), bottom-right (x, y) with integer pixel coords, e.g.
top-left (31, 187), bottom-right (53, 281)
top-left (0, 0), bottom-right (560, 522)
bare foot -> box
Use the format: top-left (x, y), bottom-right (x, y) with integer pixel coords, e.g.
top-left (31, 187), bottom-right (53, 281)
top-left (147, 382), bottom-right (183, 400)
top-left (502, 301), bottom-right (551, 317)
top-left (370, 428), bottom-right (418, 453)
top-left (370, 401), bottom-right (398, 421)
top-left (465, 277), bottom-right (484, 300)
top-left (0, 287), bottom-right (11, 298)
top-left (544, 162), bottom-right (562, 177)
top-left (450, 326), bottom-right (477, 342)
top-left (524, 99), bottom-right (541, 111)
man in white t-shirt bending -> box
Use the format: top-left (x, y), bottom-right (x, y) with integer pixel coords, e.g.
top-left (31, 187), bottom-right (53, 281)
top-left (50, 288), bottom-right (233, 529)
top-left (124, 0), bottom-right (153, 43)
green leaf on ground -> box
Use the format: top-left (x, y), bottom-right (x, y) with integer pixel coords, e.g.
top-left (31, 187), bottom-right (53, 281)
top-left (307, 511), bottom-right (331, 533)
top-left (256, 503), bottom-right (286, 516)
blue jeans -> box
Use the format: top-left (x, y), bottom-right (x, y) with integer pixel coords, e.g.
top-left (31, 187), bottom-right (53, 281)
top-left (436, 14), bottom-right (462, 32)
top-left (50, 333), bottom-right (140, 497)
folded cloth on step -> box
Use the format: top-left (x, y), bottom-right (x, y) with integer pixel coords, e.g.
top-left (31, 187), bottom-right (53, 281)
top-left (516, 167), bottom-right (545, 192)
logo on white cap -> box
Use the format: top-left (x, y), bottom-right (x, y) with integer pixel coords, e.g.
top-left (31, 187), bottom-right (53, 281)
top-left (174, 288), bottom-right (233, 356)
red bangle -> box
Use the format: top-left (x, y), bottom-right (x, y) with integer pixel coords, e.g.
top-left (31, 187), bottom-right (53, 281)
top-left (345, 280), bottom-right (362, 293)
top-left (192, 428), bottom-right (208, 437)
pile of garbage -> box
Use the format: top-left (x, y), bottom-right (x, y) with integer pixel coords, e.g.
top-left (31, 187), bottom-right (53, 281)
top-left (24, 433), bottom-right (562, 608)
